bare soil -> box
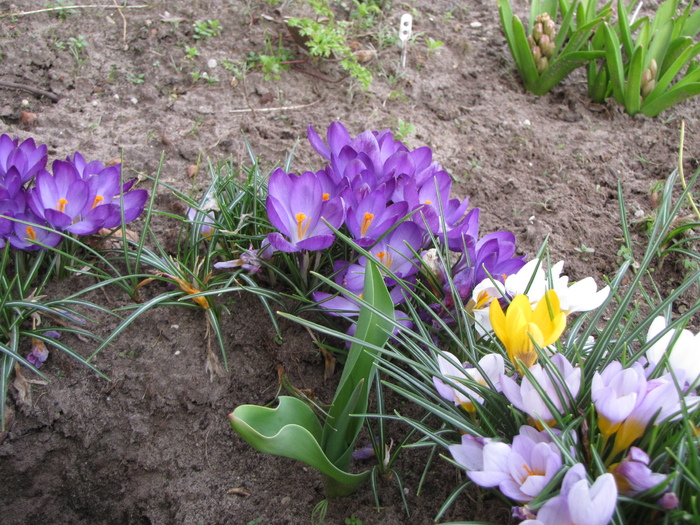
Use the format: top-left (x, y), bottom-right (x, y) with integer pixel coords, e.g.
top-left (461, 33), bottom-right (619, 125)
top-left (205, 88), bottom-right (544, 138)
top-left (0, 1), bottom-right (699, 524)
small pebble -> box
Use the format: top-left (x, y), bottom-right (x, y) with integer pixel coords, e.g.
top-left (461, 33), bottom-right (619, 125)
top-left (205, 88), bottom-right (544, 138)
top-left (130, 97), bottom-right (138, 105)
top-left (470, 21), bottom-right (482, 28)
top-left (207, 58), bottom-right (217, 69)
top-left (113, 94), bottom-right (120, 100)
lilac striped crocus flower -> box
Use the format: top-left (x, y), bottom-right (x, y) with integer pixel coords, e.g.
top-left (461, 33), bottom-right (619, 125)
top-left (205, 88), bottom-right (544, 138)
top-left (449, 425), bottom-right (563, 503)
top-left (521, 463), bottom-right (618, 525)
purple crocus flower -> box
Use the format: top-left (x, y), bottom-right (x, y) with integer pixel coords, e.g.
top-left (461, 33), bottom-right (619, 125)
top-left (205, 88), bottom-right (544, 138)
top-left (9, 211), bottom-right (61, 250)
top-left (266, 168), bottom-right (345, 252)
top-left (28, 160), bottom-right (89, 230)
top-left (0, 189), bottom-right (28, 247)
top-left (214, 242), bottom-right (274, 274)
top-left (27, 338), bottom-right (49, 368)
top-left (500, 354), bottom-right (581, 429)
top-left (187, 207), bottom-right (216, 238)
top-left (609, 447), bottom-right (669, 497)
top-left (450, 231), bottom-right (526, 301)
top-left (0, 134), bottom-right (47, 184)
top-left (349, 221), bottom-right (423, 287)
top-left (344, 188), bottom-right (408, 247)
top-left (523, 464), bottom-right (618, 525)
top-left (449, 425), bottom-right (563, 503)
top-left (66, 151), bottom-right (112, 180)
top-left (0, 166), bottom-right (25, 201)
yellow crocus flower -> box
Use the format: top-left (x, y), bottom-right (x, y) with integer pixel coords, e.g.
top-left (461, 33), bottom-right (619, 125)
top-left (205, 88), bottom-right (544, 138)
top-left (489, 290), bottom-right (566, 371)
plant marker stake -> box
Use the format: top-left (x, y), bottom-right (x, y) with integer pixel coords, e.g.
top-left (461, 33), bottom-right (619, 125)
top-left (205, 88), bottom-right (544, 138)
top-left (399, 13), bottom-right (412, 68)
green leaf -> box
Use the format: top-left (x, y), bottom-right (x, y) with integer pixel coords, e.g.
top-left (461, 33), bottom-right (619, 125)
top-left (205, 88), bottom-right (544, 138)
top-left (229, 397), bottom-right (370, 494)
top-left (535, 50), bottom-right (604, 95)
top-left (680, 8), bottom-right (700, 38)
top-left (661, 36), bottom-right (694, 76)
top-left (321, 259), bottom-right (394, 467)
top-left (650, 0), bottom-right (678, 37)
top-left (625, 44), bottom-right (645, 114)
top-left (604, 22), bottom-right (626, 104)
top-left (647, 19), bottom-right (674, 70)
top-left (511, 14), bottom-right (540, 90)
top-left (645, 41), bottom-right (700, 103)
top-left (617, 0), bottom-right (634, 57)
top-left (641, 81), bottom-right (700, 117)
top-left (588, 60), bottom-right (610, 102)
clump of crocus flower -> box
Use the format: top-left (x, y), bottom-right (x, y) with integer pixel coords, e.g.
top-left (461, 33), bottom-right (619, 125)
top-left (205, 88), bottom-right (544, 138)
top-left (0, 134), bottom-right (148, 250)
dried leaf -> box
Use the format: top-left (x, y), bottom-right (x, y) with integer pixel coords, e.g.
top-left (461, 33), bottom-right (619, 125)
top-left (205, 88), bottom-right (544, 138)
top-left (21, 110), bottom-right (38, 126)
top-left (13, 363), bottom-right (30, 407)
top-left (353, 49), bottom-right (376, 63)
top-left (187, 164), bottom-right (199, 178)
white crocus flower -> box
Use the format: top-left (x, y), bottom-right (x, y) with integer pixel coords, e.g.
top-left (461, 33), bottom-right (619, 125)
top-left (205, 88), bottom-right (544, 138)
top-left (469, 278), bottom-right (506, 336)
top-left (551, 261), bottom-right (610, 313)
top-left (504, 259), bottom-right (547, 303)
top-left (646, 316), bottom-right (700, 387)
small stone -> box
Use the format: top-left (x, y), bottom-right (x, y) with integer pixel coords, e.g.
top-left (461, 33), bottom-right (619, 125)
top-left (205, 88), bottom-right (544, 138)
top-left (207, 58), bottom-right (217, 69)
top-left (470, 21), bottom-right (482, 28)
top-left (130, 97), bottom-right (138, 104)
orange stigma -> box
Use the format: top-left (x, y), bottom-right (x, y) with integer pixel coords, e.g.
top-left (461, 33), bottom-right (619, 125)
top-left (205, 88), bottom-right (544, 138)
top-left (295, 212), bottom-right (311, 239)
top-left (376, 250), bottom-right (394, 268)
top-left (56, 198), bottom-right (68, 213)
top-left (322, 192), bottom-right (330, 201)
top-left (91, 195), bottom-right (104, 209)
top-left (26, 226), bottom-right (37, 241)
top-left (360, 212), bottom-right (375, 236)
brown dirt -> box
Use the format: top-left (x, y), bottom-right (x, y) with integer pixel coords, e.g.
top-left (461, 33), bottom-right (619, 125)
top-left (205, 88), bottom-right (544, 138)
top-left (0, 1), bottom-right (699, 524)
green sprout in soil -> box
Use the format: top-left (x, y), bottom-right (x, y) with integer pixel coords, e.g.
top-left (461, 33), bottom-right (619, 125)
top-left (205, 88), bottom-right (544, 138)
top-left (184, 45), bottom-right (200, 60)
top-left (56, 35), bottom-right (89, 69)
top-left (286, 0), bottom-right (372, 89)
top-left (193, 19), bottom-right (221, 40)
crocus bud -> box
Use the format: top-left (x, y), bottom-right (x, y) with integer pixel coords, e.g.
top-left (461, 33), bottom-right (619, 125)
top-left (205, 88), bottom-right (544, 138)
top-left (659, 492), bottom-right (679, 510)
top-left (642, 79), bottom-right (656, 99)
top-left (641, 68), bottom-right (653, 86)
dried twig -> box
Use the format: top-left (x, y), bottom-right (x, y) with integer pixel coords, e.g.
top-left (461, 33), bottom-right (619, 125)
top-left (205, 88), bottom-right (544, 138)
top-left (228, 98), bottom-right (323, 114)
top-left (0, 4), bottom-right (147, 18)
top-left (0, 80), bottom-right (59, 101)
top-left (113, 0), bottom-right (128, 46)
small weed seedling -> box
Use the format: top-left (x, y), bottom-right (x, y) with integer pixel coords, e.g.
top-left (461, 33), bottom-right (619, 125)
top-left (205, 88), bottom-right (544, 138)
top-left (394, 119), bottom-right (415, 142)
top-left (46, 0), bottom-right (78, 20)
top-left (193, 20), bottom-right (221, 40)
top-left (425, 36), bottom-right (444, 54)
top-left (56, 35), bottom-right (89, 69)
top-left (184, 45), bottom-right (200, 59)
top-left (126, 72), bottom-right (145, 84)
